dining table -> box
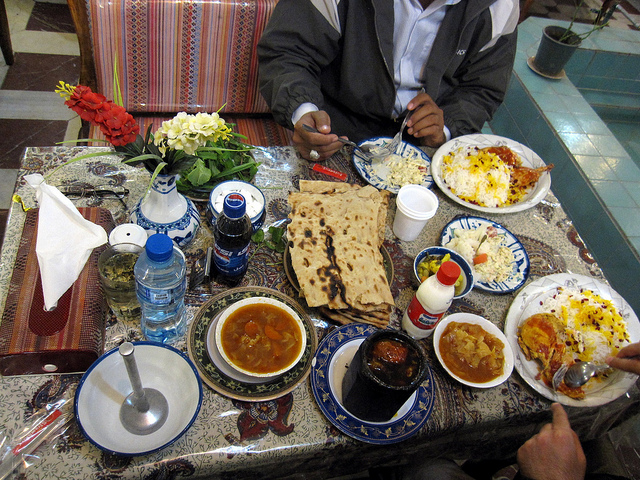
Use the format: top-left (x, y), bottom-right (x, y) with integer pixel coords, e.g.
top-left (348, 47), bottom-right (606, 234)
top-left (0, 144), bottom-right (638, 480)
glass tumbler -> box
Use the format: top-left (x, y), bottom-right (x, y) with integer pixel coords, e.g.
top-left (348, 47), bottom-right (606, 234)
top-left (98, 243), bottom-right (143, 322)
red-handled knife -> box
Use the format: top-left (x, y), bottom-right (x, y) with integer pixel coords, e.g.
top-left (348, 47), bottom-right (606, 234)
top-left (309, 163), bottom-right (348, 181)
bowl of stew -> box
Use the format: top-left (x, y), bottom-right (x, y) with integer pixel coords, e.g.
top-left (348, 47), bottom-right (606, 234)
top-left (215, 297), bottom-right (307, 379)
top-left (433, 313), bottom-right (514, 388)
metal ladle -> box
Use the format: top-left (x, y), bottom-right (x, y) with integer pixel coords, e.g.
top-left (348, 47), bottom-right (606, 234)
top-left (119, 342), bottom-right (169, 435)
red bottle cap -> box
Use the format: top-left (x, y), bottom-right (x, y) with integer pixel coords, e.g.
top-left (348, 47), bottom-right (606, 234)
top-left (436, 261), bottom-right (461, 286)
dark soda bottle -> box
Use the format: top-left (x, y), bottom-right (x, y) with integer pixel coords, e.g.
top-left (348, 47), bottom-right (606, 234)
top-left (212, 193), bottom-right (253, 286)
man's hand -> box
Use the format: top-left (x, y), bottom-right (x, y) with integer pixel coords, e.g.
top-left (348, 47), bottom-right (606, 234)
top-left (405, 92), bottom-right (446, 148)
top-left (293, 111), bottom-right (343, 161)
top-left (607, 342), bottom-right (640, 375)
top-left (517, 403), bottom-right (586, 480)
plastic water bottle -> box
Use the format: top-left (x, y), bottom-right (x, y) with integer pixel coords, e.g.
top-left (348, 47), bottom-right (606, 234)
top-left (134, 233), bottom-right (187, 344)
top-left (213, 193), bottom-right (253, 286)
top-left (402, 260), bottom-right (461, 339)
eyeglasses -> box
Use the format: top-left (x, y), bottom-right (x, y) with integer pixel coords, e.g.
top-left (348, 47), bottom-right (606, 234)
top-left (58, 185), bottom-right (129, 209)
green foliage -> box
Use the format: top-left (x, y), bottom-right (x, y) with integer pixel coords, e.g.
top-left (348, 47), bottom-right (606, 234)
top-left (176, 132), bottom-right (259, 193)
top-left (250, 226), bottom-right (287, 262)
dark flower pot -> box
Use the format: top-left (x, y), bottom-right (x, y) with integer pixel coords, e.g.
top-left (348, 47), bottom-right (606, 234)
top-left (532, 25), bottom-right (582, 78)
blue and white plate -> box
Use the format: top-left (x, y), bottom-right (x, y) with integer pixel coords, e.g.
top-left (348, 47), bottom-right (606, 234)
top-left (75, 342), bottom-right (203, 456)
top-left (352, 137), bottom-right (433, 194)
top-left (439, 216), bottom-right (529, 294)
top-left (310, 323), bottom-right (435, 444)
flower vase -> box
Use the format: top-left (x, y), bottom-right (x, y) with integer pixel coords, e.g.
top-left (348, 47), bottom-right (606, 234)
top-left (130, 174), bottom-right (200, 248)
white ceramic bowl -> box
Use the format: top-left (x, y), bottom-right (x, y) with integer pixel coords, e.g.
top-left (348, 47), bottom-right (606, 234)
top-left (433, 313), bottom-right (514, 388)
top-left (207, 180), bottom-right (266, 233)
top-left (74, 342), bottom-right (202, 456)
top-left (413, 246), bottom-right (474, 299)
top-left (215, 297), bottom-right (307, 378)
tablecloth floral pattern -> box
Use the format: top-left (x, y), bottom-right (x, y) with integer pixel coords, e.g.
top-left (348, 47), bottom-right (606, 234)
top-left (0, 146), bottom-right (637, 480)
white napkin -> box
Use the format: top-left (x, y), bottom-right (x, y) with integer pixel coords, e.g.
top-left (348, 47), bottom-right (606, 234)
top-left (25, 174), bottom-right (108, 311)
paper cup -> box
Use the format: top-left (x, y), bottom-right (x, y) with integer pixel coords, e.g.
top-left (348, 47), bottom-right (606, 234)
top-left (393, 185), bottom-right (438, 242)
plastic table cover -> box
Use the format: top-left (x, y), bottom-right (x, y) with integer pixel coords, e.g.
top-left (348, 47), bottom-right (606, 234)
top-left (0, 146), bottom-right (637, 480)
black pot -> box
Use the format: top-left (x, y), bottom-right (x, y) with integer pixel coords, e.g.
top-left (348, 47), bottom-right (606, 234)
top-left (532, 25), bottom-right (582, 78)
top-left (341, 330), bottom-right (428, 422)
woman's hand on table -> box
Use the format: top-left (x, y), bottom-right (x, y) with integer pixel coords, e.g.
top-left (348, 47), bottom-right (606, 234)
top-left (405, 92), bottom-right (446, 148)
top-left (607, 342), bottom-right (640, 375)
top-left (294, 111), bottom-right (343, 161)
top-left (516, 403), bottom-right (586, 480)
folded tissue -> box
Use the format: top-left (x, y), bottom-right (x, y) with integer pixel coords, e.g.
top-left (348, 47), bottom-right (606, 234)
top-left (25, 174), bottom-right (108, 311)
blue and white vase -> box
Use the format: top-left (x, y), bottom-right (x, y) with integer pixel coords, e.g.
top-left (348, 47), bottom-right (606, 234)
top-left (130, 174), bottom-right (200, 248)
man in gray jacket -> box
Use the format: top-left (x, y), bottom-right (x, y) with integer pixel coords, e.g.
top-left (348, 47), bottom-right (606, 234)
top-left (258, 0), bottom-right (519, 161)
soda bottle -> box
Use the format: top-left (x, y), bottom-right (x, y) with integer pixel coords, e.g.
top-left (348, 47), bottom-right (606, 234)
top-left (402, 260), bottom-right (461, 339)
top-left (213, 193), bottom-right (253, 286)
top-left (134, 233), bottom-right (187, 344)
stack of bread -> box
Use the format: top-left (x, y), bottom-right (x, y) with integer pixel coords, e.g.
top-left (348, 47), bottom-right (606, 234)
top-left (287, 180), bottom-right (394, 327)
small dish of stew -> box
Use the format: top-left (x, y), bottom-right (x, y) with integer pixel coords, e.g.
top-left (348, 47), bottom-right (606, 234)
top-left (215, 297), bottom-right (306, 378)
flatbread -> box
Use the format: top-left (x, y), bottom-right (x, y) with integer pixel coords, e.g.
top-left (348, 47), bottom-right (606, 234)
top-left (288, 181), bottom-right (394, 327)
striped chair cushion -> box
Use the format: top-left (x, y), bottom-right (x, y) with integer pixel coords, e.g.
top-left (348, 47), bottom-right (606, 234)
top-left (87, 0), bottom-right (277, 114)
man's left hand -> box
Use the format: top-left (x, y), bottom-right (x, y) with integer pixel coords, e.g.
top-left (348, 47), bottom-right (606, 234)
top-left (405, 92), bottom-right (446, 148)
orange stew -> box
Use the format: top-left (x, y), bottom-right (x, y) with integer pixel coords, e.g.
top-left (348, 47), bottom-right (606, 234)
top-left (221, 304), bottom-right (303, 374)
top-left (439, 322), bottom-right (505, 383)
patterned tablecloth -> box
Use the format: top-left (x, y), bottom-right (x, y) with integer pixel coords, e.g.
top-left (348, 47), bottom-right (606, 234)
top-left (0, 146), bottom-right (637, 479)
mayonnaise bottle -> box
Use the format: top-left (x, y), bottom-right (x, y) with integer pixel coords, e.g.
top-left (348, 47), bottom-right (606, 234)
top-left (402, 261), bottom-right (461, 339)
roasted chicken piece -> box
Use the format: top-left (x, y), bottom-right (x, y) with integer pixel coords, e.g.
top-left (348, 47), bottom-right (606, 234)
top-left (518, 313), bottom-right (585, 399)
top-left (510, 164), bottom-right (554, 188)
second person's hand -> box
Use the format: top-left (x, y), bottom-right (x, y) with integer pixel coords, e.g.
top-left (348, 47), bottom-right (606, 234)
top-left (293, 111), bottom-right (343, 161)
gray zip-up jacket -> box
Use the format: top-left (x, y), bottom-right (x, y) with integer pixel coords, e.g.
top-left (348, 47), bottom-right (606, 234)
top-left (258, 0), bottom-right (519, 143)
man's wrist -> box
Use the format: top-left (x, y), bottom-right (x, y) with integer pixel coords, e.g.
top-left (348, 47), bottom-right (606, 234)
top-left (292, 103), bottom-right (319, 126)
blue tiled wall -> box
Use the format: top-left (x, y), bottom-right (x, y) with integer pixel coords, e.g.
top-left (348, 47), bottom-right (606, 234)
top-left (489, 17), bottom-right (640, 315)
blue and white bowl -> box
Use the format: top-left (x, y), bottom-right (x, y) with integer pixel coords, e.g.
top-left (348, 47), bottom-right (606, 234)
top-left (207, 180), bottom-right (266, 233)
top-left (413, 246), bottom-right (474, 299)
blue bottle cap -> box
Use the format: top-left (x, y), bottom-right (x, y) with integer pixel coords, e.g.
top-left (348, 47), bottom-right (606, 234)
top-left (223, 193), bottom-right (246, 219)
top-left (145, 233), bottom-right (173, 262)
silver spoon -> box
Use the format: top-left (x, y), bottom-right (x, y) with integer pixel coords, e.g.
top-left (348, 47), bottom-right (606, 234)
top-left (119, 342), bottom-right (169, 435)
top-left (561, 361), bottom-right (612, 388)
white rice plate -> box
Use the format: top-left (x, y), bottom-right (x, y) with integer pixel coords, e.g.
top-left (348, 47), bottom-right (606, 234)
top-left (441, 146), bottom-right (511, 208)
top-left (540, 287), bottom-right (629, 365)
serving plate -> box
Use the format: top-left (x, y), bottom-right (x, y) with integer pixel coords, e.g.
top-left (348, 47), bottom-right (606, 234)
top-left (504, 273), bottom-right (640, 407)
top-left (433, 313), bottom-right (514, 388)
top-left (283, 243), bottom-right (394, 292)
top-left (75, 342), bottom-right (202, 456)
top-left (310, 323), bottom-right (435, 444)
top-left (440, 215), bottom-right (529, 294)
top-left (431, 134), bottom-right (551, 213)
top-left (187, 286), bottom-right (317, 401)
top-left (352, 137), bottom-right (433, 194)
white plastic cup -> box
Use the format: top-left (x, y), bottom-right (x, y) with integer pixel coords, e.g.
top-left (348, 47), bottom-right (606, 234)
top-left (393, 185), bottom-right (439, 242)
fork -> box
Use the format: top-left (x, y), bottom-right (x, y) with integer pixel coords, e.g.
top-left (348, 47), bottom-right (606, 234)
top-left (301, 124), bottom-right (382, 162)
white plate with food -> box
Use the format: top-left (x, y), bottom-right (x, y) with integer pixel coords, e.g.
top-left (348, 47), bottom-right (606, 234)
top-left (504, 273), bottom-right (640, 407)
top-left (431, 134), bottom-right (552, 213)
top-left (353, 137), bottom-right (433, 194)
top-left (433, 313), bottom-right (514, 388)
top-left (440, 216), bottom-right (529, 294)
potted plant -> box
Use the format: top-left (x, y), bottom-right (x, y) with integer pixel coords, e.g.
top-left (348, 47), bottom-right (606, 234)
top-left (529, 0), bottom-right (609, 78)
